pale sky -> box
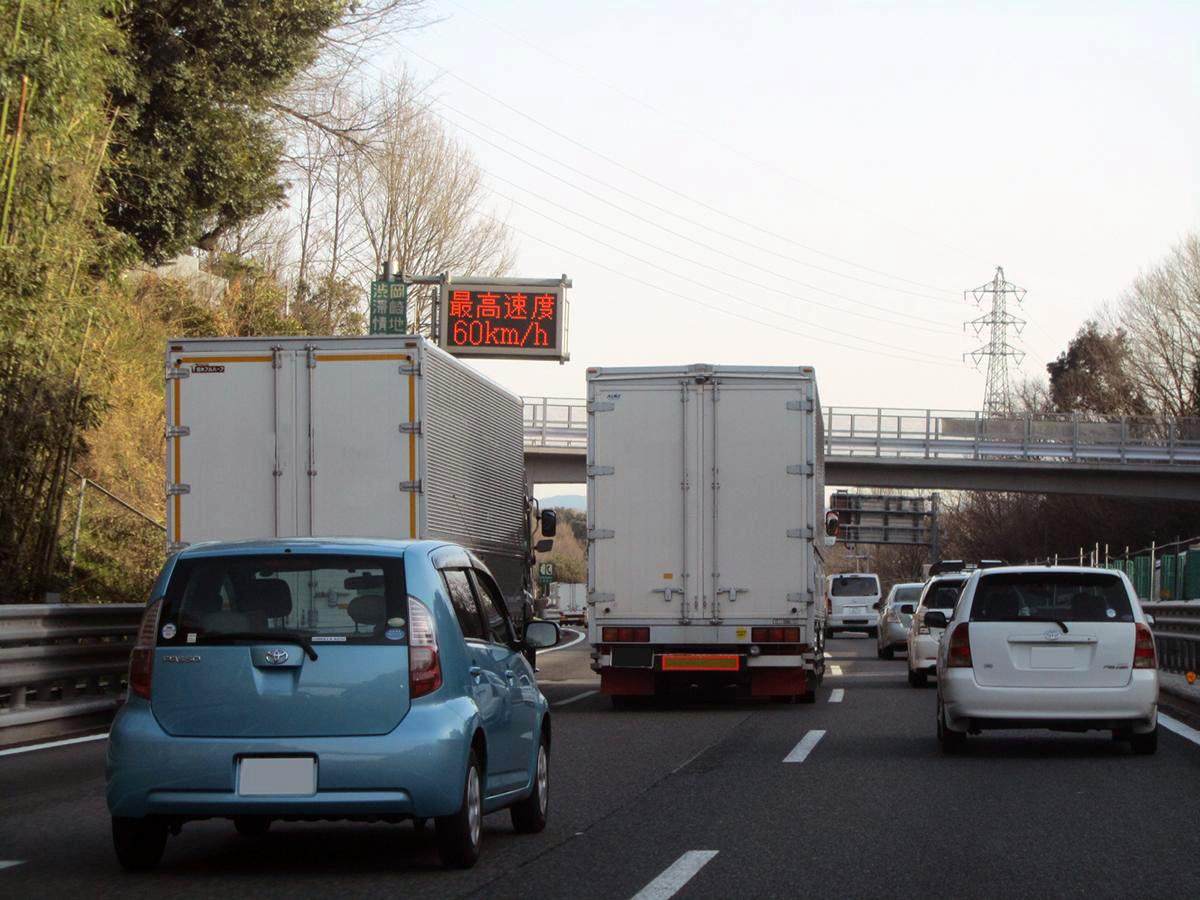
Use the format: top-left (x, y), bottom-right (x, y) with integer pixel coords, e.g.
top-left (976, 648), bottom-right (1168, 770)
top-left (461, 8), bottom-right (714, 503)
top-left (382, 0), bottom-right (1199, 410)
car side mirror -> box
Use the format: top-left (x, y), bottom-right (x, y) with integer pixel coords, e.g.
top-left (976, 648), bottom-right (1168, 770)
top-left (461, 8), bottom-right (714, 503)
top-left (540, 508), bottom-right (557, 538)
top-left (872, 601), bottom-right (882, 610)
top-left (525, 619), bottom-right (559, 649)
top-left (924, 610), bottom-right (948, 629)
top-left (900, 604), bottom-right (915, 615)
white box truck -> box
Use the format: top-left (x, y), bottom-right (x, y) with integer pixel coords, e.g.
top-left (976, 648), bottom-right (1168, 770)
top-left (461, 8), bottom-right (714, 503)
top-left (553, 582), bottom-right (588, 626)
top-left (164, 335), bottom-right (534, 608)
top-left (586, 364), bottom-right (827, 703)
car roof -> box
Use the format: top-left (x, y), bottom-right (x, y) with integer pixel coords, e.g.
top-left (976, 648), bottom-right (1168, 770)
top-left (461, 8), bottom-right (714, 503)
top-left (175, 537), bottom-right (447, 559)
top-left (971, 565), bottom-right (1125, 577)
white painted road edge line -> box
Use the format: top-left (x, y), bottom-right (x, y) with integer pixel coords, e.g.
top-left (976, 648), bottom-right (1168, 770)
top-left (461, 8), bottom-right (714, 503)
top-left (630, 850), bottom-right (719, 900)
top-left (553, 689), bottom-right (599, 707)
top-left (0, 861), bottom-right (24, 871)
top-left (0, 732), bottom-right (107, 757)
top-left (829, 689), bottom-right (845, 703)
top-left (784, 730), bottom-right (826, 763)
top-left (1161, 714), bottom-right (1200, 747)
top-left (538, 628), bottom-right (587, 655)
top-left (829, 664), bottom-right (843, 676)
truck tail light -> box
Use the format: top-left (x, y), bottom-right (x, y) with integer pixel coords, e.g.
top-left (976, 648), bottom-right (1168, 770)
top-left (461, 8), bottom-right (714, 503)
top-left (945, 622), bottom-right (972, 668)
top-left (1133, 623), bottom-right (1156, 669)
top-left (128, 600), bottom-right (162, 700)
top-left (409, 597), bottom-right (443, 697)
top-left (751, 627), bottom-right (800, 643)
top-left (601, 627), bottom-right (650, 642)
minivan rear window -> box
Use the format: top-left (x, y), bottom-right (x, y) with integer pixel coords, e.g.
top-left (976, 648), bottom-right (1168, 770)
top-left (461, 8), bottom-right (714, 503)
top-left (159, 554), bottom-right (407, 646)
top-left (831, 576), bottom-right (880, 597)
top-left (893, 587), bottom-right (923, 604)
top-left (970, 572), bottom-right (1133, 623)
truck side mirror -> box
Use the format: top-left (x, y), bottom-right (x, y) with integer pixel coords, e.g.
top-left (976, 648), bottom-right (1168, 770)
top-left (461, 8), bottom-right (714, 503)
top-left (534, 538), bottom-right (554, 553)
top-left (540, 508), bottom-right (557, 538)
top-left (824, 511), bottom-right (840, 537)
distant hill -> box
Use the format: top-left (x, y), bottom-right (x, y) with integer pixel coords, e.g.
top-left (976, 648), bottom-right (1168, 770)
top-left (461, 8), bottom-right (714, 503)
top-left (540, 494), bottom-right (586, 511)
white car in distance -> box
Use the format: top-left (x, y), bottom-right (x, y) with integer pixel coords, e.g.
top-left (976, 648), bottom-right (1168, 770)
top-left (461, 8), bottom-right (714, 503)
top-left (934, 566), bottom-right (1159, 754)
top-left (826, 573), bottom-right (882, 638)
top-left (907, 573), bottom-right (968, 686)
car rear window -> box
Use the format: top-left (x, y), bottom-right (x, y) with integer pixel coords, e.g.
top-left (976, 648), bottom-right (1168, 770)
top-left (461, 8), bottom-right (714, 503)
top-left (159, 554), bottom-right (407, 646)
top-left (970, 572), bottom-right (1134, 623)
top-left (893, 587), bottom-right (922, 604)
top-left (922, 579), bottom-right (965, 610)
top-left (831, 576), bottom-right (880, 597)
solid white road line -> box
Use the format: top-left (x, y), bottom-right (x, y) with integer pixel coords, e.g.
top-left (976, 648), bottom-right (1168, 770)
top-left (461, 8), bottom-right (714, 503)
top-left (823, 652), bottom-right (833, 659)
top-left (0, 861), bottom-right (24, 871)
top-left (0, 732), bottom-right (107, 757)
top-left (829, 689), bottom-right (845, 703)
top-left (783, 730), bottom-right (826, 763)
top-left (829, 664), bottom-right (843, 676)
top-left (1161, 714), bottom-right (1200, 748)
top-left (538, 627), bottom-right (587, 655)
top-left (827, 672), bottom-right (904, 679)
top-left (630, 850), bottom-right (719, 900)
top-left (553, 689), bottom-right (599, 707)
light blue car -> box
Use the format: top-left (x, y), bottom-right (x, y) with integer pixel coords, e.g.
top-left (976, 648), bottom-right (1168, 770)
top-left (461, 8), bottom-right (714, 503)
top-left (106, 538), bottom-right (559, 870)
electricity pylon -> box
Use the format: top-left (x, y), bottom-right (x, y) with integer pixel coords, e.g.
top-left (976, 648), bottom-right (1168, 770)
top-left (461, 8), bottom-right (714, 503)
top-left (965, 266), bottom-right (1026, 416)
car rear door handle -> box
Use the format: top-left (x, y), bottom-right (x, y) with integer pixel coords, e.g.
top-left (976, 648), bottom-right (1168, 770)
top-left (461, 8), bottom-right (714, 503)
top-left (469, 666), bottom-right (483, 682)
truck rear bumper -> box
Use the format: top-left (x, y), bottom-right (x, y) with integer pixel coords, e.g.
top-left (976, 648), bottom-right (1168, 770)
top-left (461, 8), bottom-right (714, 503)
top-left (598, 651), bottom-right (812, 698)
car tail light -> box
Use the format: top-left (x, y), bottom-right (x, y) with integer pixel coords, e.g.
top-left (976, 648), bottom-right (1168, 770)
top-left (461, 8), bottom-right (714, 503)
top-left (1133, 623), bottom-right (1156, 669)
top-left (408, 597), bottom-right (443, 698)
top-left (601, 627), bottom-right (650, 642)
top-left (128, 600), bottom-right (162, 700)
top-left (826, 597), bottom-right (832, 615)
top-left (945, 622), bottom-right (972, 668)
top-left (751, 627), bottom-right (801, 643)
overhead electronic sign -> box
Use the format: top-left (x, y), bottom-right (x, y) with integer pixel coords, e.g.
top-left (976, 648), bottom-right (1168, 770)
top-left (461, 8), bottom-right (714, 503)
top-left (438, 280), bottom-right (569, 360)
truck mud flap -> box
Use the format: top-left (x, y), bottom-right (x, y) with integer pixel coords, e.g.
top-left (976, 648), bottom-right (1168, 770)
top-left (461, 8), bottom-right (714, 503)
top-left (601, 669), bottom-right (655, 696)
top-left (751, 668), bottom-right (807, 697)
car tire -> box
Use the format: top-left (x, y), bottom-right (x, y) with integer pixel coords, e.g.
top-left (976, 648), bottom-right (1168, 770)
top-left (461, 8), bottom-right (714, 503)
top-left (937, 699), bottom-right (967, 755)
top-left (511, 733), bottom-right (550, 834)
top-left (907, 667), bottom-right (927, 688)
top-left (112, 816), bottom-right (167, 871)
top-left (1130, 726), bottom-right (1158, 755)
top-left (233, 816), bottom-right (271, 837)
top-left (867, 627), bottom-right (879, 639)
top-left (824, 626), bottom-right (833, 640)
top-left (880, 645), bottom-right (895, 660)
top-left (436, 750), bottom-right (483, 869)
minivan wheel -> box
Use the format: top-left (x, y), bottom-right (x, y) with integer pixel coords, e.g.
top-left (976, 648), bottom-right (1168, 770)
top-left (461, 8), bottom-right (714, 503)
top-left (436, 750), bottom-right (483, 869)
top-left (112, 816), bottom-right (167, 871)
top-left (233, 816), bottom-right (271, 837)
top-left (907, 667), bottom-right (927, 688)
top-left (1130, 726), bottom-right (1158, 756)
top-left (511, 734), bottom-right (550, 834)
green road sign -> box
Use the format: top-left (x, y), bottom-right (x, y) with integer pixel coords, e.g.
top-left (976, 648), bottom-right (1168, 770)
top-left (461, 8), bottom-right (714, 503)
top-left (537, 561), bottom-right (554, 585)
top-left (370, 280), bottom-right (407, 334)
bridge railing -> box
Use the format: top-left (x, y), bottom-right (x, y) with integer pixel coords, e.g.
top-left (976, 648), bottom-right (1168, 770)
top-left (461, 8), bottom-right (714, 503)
top-left (524, 396), bottom-right (588, 449)
top-left (823, 407), bottom-right (1200, 465)
top-left (0, 603), bottom-right (142, 745)
top-left (1142, 602), bottom-right (1200, 677)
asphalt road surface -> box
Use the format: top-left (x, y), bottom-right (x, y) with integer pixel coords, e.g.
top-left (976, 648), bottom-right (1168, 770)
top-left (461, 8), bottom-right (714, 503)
top-left (3, 631), bottom-right (1200, 899)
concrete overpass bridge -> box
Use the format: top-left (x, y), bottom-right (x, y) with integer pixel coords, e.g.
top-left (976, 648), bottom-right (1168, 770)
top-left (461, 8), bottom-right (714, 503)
top-left (523, 398), bottom-right (1200, 500)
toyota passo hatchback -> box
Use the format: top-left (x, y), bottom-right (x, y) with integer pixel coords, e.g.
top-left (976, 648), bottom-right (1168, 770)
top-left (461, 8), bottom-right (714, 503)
top-left (106, 539), bottom-right (559, 871)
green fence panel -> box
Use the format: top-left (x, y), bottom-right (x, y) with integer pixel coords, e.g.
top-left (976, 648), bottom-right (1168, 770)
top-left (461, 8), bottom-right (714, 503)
top-left (1132, 556), bottom-right (1152, 600)
top-left (1159, 554), bottom-right (1178, 601)
top-left (1185, 549), bottom-right (1200, 602)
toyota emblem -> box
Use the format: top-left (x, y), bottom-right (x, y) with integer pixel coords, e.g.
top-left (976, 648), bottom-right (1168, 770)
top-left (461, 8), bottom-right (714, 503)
top-left (264, 648), bottom-right (290, 665)
top-left (1043, 630), bottom-right (1061, 641)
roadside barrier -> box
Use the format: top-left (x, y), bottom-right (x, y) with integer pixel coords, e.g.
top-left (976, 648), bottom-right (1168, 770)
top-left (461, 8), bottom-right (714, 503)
top-left (1143, 601), bottom-right (1200, 677)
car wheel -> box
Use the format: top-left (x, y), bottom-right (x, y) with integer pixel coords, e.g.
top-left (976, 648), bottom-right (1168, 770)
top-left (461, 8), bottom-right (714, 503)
top-left (1130, 726), bottom-right (1158, 755)
top-left (112, 816), bottom-right (167, 871)
top-left (233, 816), bottom-right (271, 837)
top-left (937, 699), bottom-right (967, 755)
top-left (436, 750), bottom-right (483, 869)
top-left (511, 733), bottom-right (550, 834)
top-left (824, 626), bottom-right (833, 640)
top-left (880, 645), bottom-right (895, 660)
top-left (867, 627), bottom-right (878, 639)
top-left (907, 667), bottom-right (927, 688)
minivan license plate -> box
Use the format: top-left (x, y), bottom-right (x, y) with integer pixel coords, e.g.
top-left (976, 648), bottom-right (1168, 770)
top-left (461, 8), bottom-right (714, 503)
top-left (238, 757), bottom-right (316, 796)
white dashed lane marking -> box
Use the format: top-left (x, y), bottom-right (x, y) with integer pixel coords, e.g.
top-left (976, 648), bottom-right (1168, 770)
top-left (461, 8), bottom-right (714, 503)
top-left (552, 689), bottom-right (599, 707)
top-left (0, 861), bottom-right (24, 871)
top-left (630, 850), bottom-right (719, 900)
top-left (829, 664), bottom-right (843, 676)
top-left (829, 689), bottom-right (845, 703)
top-left (783, 730), bottom-right (826, 763)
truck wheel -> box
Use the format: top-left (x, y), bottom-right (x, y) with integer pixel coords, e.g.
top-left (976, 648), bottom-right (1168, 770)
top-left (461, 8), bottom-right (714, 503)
top-left (610, 695), bottom-right (631, 710)
top-left (907, 668), bottom-right (927, 688)
top-left (798, 689), bottom-right (817, 704)
top-left (436, 751), bottom-right (482, 869)
top-left (510, 734), bottom-right (550, 833)
top-left (112, 816), bottom-right (167, 871)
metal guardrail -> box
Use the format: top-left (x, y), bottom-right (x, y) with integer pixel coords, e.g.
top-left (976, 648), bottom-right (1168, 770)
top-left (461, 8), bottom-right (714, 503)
top-left (1143, 602), bottom-right (1200, 677)
top-left (0, 604), bottom-right (142, 744)
top-left (522, 398), bottom-right (1200, 466)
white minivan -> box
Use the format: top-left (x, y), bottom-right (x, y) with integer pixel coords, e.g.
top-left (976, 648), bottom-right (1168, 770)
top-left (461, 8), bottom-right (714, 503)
top-left (826, 573), bottom-right (882, 637)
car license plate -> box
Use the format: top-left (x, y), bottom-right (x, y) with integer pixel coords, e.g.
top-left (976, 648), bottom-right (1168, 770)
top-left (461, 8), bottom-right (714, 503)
top-left (847, 606), bottom-right (865, 615)
top-left (238, 757), bottom-right (316, 796)
top-left (1030, 646), bottom-right (1075, 669)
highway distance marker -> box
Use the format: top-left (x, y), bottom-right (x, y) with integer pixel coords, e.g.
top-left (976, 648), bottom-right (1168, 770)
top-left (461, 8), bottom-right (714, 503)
top-left (553, 690), bottom-right (599, 707)
top-left (783, 730), bottom-right (827, 763)
top-left (630, 850), bottom-right (719, 900)
top-left (829, 689), bottom-right (845, 703)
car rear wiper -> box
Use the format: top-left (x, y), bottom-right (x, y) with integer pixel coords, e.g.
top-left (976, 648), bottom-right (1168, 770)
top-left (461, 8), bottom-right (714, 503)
top-left (197, 631), bottom-right (319, 660)
top-left (1014, 616), bottom-right (1069, 633)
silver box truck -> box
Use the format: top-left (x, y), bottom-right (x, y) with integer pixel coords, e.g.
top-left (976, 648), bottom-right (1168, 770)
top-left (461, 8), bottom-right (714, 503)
top-left (164, 335), bottom-right (530, 605)
top-left (586, 364), bottom-right (827, 703)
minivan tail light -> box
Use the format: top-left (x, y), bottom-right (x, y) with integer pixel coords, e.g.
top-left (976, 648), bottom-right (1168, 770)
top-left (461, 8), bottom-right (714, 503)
top-left (408, 597), bottom-right (442, 697)
top-left (128, 600), bottom-right (162, 700)
top-left (945, 622), bottom-right (972, 668)
top-left (1133, 623), bottom-right (1156, 669)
